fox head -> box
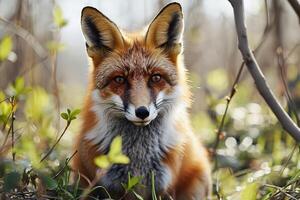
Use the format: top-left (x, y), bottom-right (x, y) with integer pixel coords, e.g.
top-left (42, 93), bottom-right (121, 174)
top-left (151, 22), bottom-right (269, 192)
top-left (81, 3), bottom-right (189, 126)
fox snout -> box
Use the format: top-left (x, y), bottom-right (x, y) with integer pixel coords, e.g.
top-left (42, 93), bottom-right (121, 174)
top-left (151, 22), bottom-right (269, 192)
top-left (120, 79), bottom-right (157, 126)
top-left (135, 106), bottom-right (149, 119)
top-left (125, 102), bottom-right (158, 126)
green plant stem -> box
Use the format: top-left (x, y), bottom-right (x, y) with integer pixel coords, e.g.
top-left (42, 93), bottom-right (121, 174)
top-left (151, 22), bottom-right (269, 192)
top-left (40, 121), bottom-right (70, 162)
top-left (53, 150), bottom-right (77, 179)
top-left (151, 171), bottom-right (158, 200)
top-left (80, 170), bottom-right (111, 200)
top-left (11, 111), bottom-right (15, 161)
top-left (0, 97), bottom-right (10, 104)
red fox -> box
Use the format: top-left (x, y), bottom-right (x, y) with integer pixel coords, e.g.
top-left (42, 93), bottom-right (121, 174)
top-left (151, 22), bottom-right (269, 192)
top-left (73, 3), bottom-right (211, 199)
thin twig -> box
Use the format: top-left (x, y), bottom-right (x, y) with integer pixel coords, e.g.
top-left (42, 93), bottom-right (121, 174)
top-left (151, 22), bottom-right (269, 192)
top-left (40, 121), bottom-right (70, 162)
top-left (264, 183), bottom-right (298, 200)
top-left (280, 143), bottom-right (298, 175)
top-left (228, 0), bottom-right (300, 142)
top-left (0, 97), bottom-right (10, 104)
top-left (1, 118), bottom-right (12, 149)
top-left (53, 150), bottom-right (78, 179)
top-left (1, 111), bottom-right (12, 131)
top-left (0, 128), bottom-right (22, 155)
top-left (213, 62), bottom-right (245, 159)
top-left (10, 97), bottom-right (16, 161)
top-left (277, 48), bottom-right (300, 125)
top-left (253, 0), bottom-right (274, 55)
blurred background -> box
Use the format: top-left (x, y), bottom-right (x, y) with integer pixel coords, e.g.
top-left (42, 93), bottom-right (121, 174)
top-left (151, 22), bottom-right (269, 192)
top-left (0, 0), bottom-right (300, 199)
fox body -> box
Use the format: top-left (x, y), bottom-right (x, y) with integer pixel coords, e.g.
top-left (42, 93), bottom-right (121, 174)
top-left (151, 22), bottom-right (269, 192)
top-left (73, 3), bottom-right (211, 200)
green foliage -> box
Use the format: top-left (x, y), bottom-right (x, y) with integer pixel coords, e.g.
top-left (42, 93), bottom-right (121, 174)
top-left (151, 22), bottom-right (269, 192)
top-left (123, 173), bottom-right (142, 191)
top-left (3, 171), bottom-right (20, 192)
top-left (25, 87), bottom-right (51, 121)
top-left (7, 77), bottom-right (30, 100)
top-left (46, 41), bottom-right (65, 53)
top-left (53, 5), bottom-right (68, 28)
top-left (0, 93), bottom-right (12, 123)
top-left (60, 108), bottom-right (80, 123)
top-left (0, 78), bottom-right (84, 199)
top-left (0, 36), bottom-right (12, 61)
top-left (38, 172), bottom-right (58, 190)
top-left (120, 173), bottom-right (144, 199)
top-left (241, 182), bottom-right (259, 200)
top-left (94, 136), bottom-right (130, 169)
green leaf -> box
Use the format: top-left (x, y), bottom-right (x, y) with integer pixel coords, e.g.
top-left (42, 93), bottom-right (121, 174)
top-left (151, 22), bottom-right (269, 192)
top-left (70, 116), bottom-right (77, 121)
top-left (0, 36), bottom-right (13, 61)
top-left (94, 156), bottom-right (110, 169)
top-left (3, 171), bottom-right (21, 191)
top-left (95, 136), bottom-right (130, 169)
top-left (53, 5), bottom-right (68, 28)
top-left (111, 154), bottom-right (130, 164)
top-left (15, 77), bottom-right (25, 94)
top-left (46, 41), bottom-right (65, 52)
top-left (127, 175), bottom-right (142, 190)
top-left (241, 182), bottom-right (258, 200)
top-left (0, 101), bottom-right (12, 122)
top-left (108, 136), bottom-right (123, 158)
top-left (70, 109), bottom-right (81, 118)
top-left (61, 112), bottom-right (68, 120)
top-left (39, 173), bottom-right (58, 190)
top-left (6, 77), bottom-right (29, 99)
top-left (0, 91), bottom-right (5, 101)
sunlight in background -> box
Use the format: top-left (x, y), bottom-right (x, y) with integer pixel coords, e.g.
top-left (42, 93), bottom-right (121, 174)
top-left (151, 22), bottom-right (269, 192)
top-left (56, 0), bottom-right (262, 85)
top-left (1, 0), bottom-right (300, 198)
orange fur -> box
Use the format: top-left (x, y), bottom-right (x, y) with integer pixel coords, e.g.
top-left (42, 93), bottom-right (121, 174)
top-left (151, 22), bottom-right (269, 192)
top-left (73, 3), bottom-right (211, 199)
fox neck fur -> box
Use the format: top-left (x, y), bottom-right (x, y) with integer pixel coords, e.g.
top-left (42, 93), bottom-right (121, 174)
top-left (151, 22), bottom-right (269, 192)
top-left (83, 87), bottom-right (188, 198)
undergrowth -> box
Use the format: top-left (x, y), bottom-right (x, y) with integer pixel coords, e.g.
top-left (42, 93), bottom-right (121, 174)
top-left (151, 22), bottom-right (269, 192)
top-left (0, 76), bottom-right (299, 199)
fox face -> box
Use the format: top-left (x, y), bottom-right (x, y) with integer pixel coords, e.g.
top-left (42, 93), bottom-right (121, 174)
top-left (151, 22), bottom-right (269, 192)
top-left (75, 4), bottom-right (212, 199)
top-left (81, 3), bottom-right (187, 126)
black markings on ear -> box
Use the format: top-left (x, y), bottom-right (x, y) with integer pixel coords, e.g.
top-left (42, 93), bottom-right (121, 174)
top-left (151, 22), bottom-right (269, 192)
top-left (83, 16), bottom-right (112, 51)
top-left (167, 13), bottom-right (181, 47)
top-left (84, 16), bottom-right (102, 48)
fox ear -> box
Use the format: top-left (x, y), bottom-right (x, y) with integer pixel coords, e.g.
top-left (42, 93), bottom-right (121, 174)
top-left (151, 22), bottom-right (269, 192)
top-left (145, 3), bottom-right (183, 55)
top-left (81, 7), bottom-right (124, 58)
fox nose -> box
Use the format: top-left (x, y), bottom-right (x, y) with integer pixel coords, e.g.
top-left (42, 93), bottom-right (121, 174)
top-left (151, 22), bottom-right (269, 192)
top-left (135, 106), bottom-right (149, 120)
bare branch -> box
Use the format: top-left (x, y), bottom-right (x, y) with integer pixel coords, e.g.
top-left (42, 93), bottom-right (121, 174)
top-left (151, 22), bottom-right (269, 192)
top-left (288, 0), bottom-right (300, 24)
top-left (40, 121), bottom-right (71, 163)
top-left (228, 0), bottom-right (300, 142)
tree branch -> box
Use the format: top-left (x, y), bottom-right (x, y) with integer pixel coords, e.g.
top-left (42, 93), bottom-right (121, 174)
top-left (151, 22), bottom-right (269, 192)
top-left (228, 0), bottom-right (300, 142)
top-left (288, 0), bottom-right (300, 24)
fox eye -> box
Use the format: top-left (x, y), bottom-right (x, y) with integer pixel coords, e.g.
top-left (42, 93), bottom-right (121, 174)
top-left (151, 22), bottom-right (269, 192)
top-left (114, 76), bottom-right (125, 84)
top-left (151, 74), bottom-right (161, 83)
